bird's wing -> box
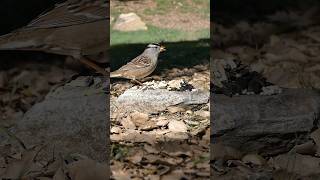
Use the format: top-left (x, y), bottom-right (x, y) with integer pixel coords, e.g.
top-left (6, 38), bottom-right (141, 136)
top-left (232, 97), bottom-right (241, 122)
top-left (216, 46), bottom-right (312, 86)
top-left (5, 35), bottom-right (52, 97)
top-left (24, 0), bottom-right (108, 29)
top-left (117, 55), bottom-right (152, 71)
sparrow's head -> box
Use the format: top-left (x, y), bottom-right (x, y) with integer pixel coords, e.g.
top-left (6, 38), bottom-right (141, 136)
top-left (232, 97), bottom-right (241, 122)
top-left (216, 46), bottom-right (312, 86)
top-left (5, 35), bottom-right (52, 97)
top-left (145, 43), bottom-right (166, 54)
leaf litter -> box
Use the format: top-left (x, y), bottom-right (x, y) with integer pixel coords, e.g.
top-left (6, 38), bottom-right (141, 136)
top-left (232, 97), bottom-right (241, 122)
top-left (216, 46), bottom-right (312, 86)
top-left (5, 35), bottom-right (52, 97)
top-left (212, 4), bottom-right (320, 179)
top-left (111, 64), bottom-right (210, 179)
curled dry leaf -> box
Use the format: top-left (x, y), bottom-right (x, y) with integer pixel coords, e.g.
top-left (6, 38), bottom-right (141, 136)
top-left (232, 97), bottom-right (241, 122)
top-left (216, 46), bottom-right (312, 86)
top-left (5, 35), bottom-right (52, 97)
top-left (127, 150), bottom-right (144, 164)
top-left (155, 117), bottom-right (169, 127)
top-left (242, 154), bottom-right (266, 166)
top-left (111, 126), bottom-right (122, 134)
top-left (211, 143), bottom-right (242, 161)
top-left (130, 111), bottom-right (149, 127)
top-left (272, 153), bottom-right (320, 177)
top-left (167, 106), bottom-right (185, 114)
top-left (168, 120), bottom-right (188, 133)
top-left (1, 146), bottom-right (43, 179)
top-left (311, 128), bottom-right (320, 156)
top-left (67, 159), bottom-right (108, 180)
top-left (120, 116), bottom-right (136, 130)
top-left (161, 170), bottom-right (187, 180)
top-left (194, 110), bottom-right (210, 119)
top-left (290, 141), bottom-right (316, 155)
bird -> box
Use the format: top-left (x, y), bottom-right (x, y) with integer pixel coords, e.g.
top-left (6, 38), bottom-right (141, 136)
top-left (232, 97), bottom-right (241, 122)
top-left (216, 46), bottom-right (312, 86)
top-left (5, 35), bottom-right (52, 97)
top-left (0, 0), bottom-right (109, 76)
top-left (110, 43), bottom-right (166, 83)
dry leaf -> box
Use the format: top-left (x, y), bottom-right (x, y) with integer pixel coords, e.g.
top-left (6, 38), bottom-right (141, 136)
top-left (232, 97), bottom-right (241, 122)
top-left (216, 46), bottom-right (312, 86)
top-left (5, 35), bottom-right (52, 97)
top-left (168, 120), bottom-right (188, 133)
top-left (242, 154), bottom-right (266, 166)
top-left (1, 146), bottom-right (42, 179)
top-left (67, 159), bottom-right (108, 180)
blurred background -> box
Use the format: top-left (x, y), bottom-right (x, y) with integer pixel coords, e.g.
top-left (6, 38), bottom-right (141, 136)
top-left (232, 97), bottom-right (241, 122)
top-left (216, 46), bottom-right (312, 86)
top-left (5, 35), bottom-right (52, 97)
top-left (0, 0), bottom-right (59, 35)
top-left (110, 0), bottom-right (210, 74)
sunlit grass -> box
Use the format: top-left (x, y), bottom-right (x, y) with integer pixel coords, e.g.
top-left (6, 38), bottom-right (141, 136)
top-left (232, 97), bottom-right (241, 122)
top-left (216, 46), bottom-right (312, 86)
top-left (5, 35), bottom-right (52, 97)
top-left (110, 25), bottom-right (209, 46)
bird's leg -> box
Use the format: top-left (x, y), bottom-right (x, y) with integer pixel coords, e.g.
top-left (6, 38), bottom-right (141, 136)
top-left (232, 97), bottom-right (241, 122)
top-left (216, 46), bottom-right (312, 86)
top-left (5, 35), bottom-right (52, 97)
top-left (78, 57), bottom-right (108, 76)
top-left (130, 79), bottom-right (144, 86)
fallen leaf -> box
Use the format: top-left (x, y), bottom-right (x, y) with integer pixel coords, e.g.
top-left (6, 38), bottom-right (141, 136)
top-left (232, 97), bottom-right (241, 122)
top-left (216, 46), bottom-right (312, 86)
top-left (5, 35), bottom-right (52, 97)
top-left (130, 111), bottom-right (149, 127)
top-left (67, 159), bottom-right (108, 180)
top-left (273, 153), bottom-right (320, 176)
top-left (168, 120), bottom-right (188, 133)
top-left (120, 116), bottom-right (136, 130)
top-left (1, 146), bottom-right (43, 179)
top-left (242, 154), bottom-right (266, 166)
top-left (211, 143), bottom-right (242, 161)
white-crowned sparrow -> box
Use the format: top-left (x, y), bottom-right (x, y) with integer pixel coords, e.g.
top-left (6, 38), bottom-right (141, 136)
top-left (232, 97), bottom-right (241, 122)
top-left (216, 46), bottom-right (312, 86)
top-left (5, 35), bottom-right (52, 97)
top-left (111, 43), bottom-right (166, 80)
top-left (0, 0), bottom-right (109, 75)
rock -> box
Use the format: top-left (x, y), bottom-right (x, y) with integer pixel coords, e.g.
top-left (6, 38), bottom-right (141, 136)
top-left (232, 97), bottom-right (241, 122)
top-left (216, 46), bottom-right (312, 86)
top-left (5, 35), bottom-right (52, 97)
top-left (10, 77), bottom-right (108, 161)
top-left (212, 88), bottom-right (320, 155)
top-left (113, 13), bottom-right (147, 31)
top-left (168, 120), bottom-right (188, 133)
top-left (115, 89), bottom-right (209, 113)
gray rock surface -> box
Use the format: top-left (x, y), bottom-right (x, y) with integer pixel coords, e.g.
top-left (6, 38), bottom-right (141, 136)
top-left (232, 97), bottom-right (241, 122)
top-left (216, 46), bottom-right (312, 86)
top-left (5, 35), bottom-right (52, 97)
top-left (13, 76), bottom-right (108, 161)
top-left (212, 88), bottom-right (320, 155)
top-left (115, 88), bottom-right (209, 113)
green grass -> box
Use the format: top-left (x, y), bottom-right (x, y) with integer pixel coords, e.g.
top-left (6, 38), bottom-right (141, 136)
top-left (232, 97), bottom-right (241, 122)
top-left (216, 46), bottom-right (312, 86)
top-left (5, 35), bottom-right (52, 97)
top-left (110, 25), bottom-right (210, 71)
top-left (110, 0), bottom-right (210, 72)
top-left (111, 0), bottom-right (210, 20)
top-left (110, 25), bottom-right (209, 46)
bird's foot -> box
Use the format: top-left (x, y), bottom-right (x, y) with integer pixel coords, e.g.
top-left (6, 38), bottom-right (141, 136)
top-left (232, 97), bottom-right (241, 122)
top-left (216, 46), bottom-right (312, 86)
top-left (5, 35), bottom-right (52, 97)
top-left (79, 57), bottom-right (108, 76)
top-left (130, 79), bottom-right (144, 86)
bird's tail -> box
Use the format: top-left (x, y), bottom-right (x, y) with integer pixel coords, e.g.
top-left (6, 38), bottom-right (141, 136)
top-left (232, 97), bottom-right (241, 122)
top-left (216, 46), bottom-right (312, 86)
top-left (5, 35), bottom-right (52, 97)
top-left (0, 29), bottom-right (44, 51)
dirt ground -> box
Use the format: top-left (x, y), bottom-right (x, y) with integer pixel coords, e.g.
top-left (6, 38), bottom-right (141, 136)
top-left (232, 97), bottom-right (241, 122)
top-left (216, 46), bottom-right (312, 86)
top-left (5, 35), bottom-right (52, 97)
top-left (111, 0), bottom-right (210, 31)
top-left (110, 65), bottom-right (210, 179)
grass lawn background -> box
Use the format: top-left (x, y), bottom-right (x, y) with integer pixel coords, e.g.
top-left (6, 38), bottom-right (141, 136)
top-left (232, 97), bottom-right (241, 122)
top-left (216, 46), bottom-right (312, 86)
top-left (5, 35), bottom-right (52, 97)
top-left (110, 0), bottom-right (210, 72)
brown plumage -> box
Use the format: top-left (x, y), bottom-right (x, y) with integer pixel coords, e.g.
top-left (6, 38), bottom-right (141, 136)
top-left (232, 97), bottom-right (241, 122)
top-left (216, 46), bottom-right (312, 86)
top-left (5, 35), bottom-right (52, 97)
top-left (111, 43), bottom-right (166, 80)
top-left (0, 0), bottom-right (109, 75)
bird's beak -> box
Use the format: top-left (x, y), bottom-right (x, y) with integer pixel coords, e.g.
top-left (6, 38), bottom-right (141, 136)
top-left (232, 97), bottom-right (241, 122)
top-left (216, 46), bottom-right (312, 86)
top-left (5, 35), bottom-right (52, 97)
top-left (160, 45), bottom-right (166, 52)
